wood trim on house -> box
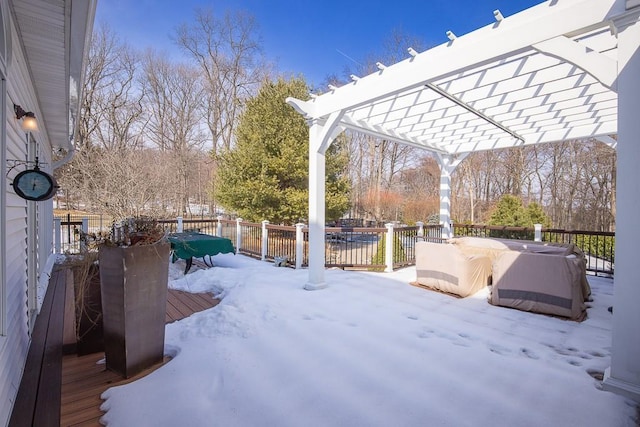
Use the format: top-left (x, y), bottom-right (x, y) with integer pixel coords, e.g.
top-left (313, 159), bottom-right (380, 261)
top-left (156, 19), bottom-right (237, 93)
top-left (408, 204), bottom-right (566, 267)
top-left (9, 264), bottom-right (220, 426)
top-left (9, 266), bottom-right (67, 427)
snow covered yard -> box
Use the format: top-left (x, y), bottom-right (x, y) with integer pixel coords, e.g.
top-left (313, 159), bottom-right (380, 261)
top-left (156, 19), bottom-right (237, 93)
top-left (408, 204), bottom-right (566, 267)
top-left (99, 254), bottom-right (637, 426)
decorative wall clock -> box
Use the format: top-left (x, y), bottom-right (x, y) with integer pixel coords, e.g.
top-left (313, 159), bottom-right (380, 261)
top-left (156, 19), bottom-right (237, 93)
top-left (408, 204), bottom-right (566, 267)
top-left (12, 163), bottom-right (58, 201)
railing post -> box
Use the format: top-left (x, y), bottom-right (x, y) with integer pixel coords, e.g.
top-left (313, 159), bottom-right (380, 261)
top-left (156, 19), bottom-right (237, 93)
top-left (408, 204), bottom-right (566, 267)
top-left (295, 223), bottom-right (305, 269)
top-left (216, 216), bottom-right (223, 237)
top-left (177, 216), bottom-right (184, 233)
top-left (235, 218), bottom-right (243, 254)
top-left (534, 224), bottom-right (542, 242)
top-left (385, 223), bottom-right (394, 273)
top-left (417, 221), bottom-right (424, 238)
top-left (261, 220), bottom-right (269, 261)
top-left (80, 218), bottom-right (89, 252)
top-left (54, 217), bottom-right (61, 254)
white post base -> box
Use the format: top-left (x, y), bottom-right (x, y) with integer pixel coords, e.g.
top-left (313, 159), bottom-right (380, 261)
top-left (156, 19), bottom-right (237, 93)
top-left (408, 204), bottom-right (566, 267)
top-left (603, 368), bottom-right (640, 402)
top-left (304, 282), bottom-right (328, 291)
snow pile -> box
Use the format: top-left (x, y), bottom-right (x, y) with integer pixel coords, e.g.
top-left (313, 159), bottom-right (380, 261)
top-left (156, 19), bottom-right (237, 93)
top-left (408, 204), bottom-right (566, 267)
top-left (100, 254), bottom-right (636, 426)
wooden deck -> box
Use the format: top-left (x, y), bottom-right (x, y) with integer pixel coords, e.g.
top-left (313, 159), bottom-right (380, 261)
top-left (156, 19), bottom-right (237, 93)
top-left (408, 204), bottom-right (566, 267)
top-left (60, 289), bottom-right (219, 426)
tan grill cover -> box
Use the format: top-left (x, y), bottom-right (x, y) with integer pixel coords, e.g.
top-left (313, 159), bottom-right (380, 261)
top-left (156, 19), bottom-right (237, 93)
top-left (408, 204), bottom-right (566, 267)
top-left (449, 237), bottom-right (589, 321)
top-left (490, 250), bottom-right (588, 321)
top-left (415, 237), bottom-right (590, 320)
top-left (415, 241), bottom-right (492, 297)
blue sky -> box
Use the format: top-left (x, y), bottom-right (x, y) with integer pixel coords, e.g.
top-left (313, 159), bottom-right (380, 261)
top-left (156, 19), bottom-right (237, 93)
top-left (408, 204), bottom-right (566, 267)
top-left (96, 0), bottom-right (543, 87)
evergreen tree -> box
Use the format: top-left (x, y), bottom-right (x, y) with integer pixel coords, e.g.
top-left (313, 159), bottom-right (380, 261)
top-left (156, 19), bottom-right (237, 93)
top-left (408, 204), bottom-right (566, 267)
top-left (215, 77), bottom-right (350, 224)
top-left (487, 195), bottom-right (552, 228)
top-left (526, 201), bottom-right (551, 227)
top-left (488, 194), bottom-right (530, 227)
top-left (370, 234), bottom-right (407, 271)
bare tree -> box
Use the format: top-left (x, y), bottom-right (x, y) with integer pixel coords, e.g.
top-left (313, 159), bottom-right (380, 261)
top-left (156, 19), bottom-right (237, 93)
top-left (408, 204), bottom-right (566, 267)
top-left (58, 24), bottom-right (147, 214)
top-left (449, 139), bottom-right (617, 230)
top-left (335, 30), bottom-right (427, 223)
top-left (175, 8), bottom-right (266, 156)
top-left (82, 25), bottom-right (144, 151)
top-left (142, 50), bottom-right (207, 215)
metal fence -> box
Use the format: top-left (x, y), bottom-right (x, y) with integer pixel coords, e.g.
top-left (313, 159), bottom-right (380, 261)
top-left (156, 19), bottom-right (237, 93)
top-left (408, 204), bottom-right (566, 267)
top-left (53, 216), bottom-right (613, 275)
top-left (54, 214), bottom-right (110, 254)
top-left (453, 224), bottom-right (614, 276)
top-left (240, 221), bottom-right (262, 258)
top-left (266, 225), bottom-right (298, 264)
top-left (157, 218), bottom-right (218, 235)
top-left (324, 227), bottom-right (386, 269)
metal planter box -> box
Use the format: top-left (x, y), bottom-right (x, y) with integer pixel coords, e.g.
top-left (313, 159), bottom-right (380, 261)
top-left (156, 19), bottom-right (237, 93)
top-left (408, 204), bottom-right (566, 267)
top-left (99, 241), bottom-right (170, 378)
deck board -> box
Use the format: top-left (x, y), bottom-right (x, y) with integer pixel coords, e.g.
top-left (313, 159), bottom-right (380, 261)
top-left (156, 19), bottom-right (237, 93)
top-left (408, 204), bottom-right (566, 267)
top-left (61, 288), bottom-right (219, 426)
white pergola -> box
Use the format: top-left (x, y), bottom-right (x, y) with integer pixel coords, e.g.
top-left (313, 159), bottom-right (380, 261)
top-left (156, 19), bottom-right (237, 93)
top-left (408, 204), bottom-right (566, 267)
top-left (287, 0), bottom-right (640, 402)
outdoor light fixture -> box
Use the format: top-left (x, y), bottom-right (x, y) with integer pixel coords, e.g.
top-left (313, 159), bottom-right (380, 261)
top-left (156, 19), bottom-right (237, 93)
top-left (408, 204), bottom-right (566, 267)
top-left (407, 47), bottom-right (419, 57)
top-left (14, 104), bottom-right (39, 132)
top-left (494, 10), bottom-right (504, 22)
top-left (446, 31), bottom-right (457, 41)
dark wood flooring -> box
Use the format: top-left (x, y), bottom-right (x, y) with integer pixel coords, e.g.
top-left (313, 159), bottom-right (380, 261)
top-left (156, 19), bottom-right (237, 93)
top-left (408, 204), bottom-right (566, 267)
top-left (60, 289), bottom-right (219, 426)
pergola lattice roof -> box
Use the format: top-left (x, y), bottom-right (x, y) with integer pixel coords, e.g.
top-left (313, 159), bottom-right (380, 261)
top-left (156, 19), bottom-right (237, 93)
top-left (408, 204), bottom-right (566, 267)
top-left (288, 0), bottom-right (624, 155)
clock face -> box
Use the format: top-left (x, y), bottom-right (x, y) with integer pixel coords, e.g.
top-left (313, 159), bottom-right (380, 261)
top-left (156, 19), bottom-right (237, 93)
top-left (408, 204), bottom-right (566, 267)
top-left (12, 169), bottom-right (58, 201)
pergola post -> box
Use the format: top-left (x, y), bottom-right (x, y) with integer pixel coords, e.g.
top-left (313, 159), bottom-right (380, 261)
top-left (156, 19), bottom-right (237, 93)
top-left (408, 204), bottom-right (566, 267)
top-left (436, 153), bottom-right (467, 240)
top-left (307, 120), bottom-right (326, 289)
top-left (603, 5), bottom-right (640, 402)
top-left (305, 114), bottom-right (344, 290)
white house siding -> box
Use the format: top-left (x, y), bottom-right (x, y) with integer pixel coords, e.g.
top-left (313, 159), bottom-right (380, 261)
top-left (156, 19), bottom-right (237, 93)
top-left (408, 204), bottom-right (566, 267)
top-left (0, 12), bottom-right (55, 425)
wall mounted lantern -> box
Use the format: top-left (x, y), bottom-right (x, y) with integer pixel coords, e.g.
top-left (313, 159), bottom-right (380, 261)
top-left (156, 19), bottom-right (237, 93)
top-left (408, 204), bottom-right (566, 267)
top-left (14, 103), bottom-right (39, 132)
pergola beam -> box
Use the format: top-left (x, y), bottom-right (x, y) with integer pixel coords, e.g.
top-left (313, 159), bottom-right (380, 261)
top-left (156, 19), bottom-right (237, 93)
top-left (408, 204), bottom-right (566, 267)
top-left (425, 82), bottom-right (524, 142)
top-left (533, 36), bottom-right (618, 90)
top-left (339, 116), bottom-right (449, 154)
top-left (297, 0), bottom-right (623, 120)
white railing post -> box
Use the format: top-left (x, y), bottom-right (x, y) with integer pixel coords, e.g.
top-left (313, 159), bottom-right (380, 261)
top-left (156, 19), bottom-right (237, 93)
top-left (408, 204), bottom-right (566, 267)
top-left (534, 223), bottom-right (542, 242)
top-left (235, 218), bottom-right (243, 254)
top-left (295, 223), bottom-right (305, 269)
top-left (54, 217), bottom-right (61, 254)
top-left (417, 221), bottom-right (424, 239)
top-left (385, 223), bottom-right (394, 273)
top-left (261, 220), bottom-right (269, 261)
top-left (177, 216), bottom-right (184, 233)
top-left (80, 218), bottom-right (89, 252)
top-left (450, 221), bottom-right (455, 238)
top-left (216, 216), bottom-right (223, 237)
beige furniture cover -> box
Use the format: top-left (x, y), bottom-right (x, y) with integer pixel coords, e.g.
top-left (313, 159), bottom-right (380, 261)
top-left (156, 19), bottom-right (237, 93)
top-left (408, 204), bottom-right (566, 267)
top-left (415, 241), bottom-right (492, 297)
top-left (490, 250), bottom-right (588, 320)
top-left (450, 237), bottom-right (590, 320)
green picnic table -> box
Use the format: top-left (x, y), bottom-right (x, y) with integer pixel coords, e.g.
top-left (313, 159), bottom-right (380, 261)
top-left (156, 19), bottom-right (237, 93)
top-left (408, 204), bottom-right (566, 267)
top-left (168, 232), bottom-right (235, 274)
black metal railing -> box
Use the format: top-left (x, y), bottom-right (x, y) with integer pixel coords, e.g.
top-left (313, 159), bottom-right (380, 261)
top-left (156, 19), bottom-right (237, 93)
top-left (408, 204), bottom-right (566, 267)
top-left (53, 216), bottom-right (613, 275)
top-left (453, 224), bottom-right (614, 276)
top-left (54, 214), bottom-right (110, 253)
top-left (265, 225), bottom-right (297, 264)
top-left (239, 221), bottom-right (261, 258)
top-left (325, 226), bottom-right (386, 270)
